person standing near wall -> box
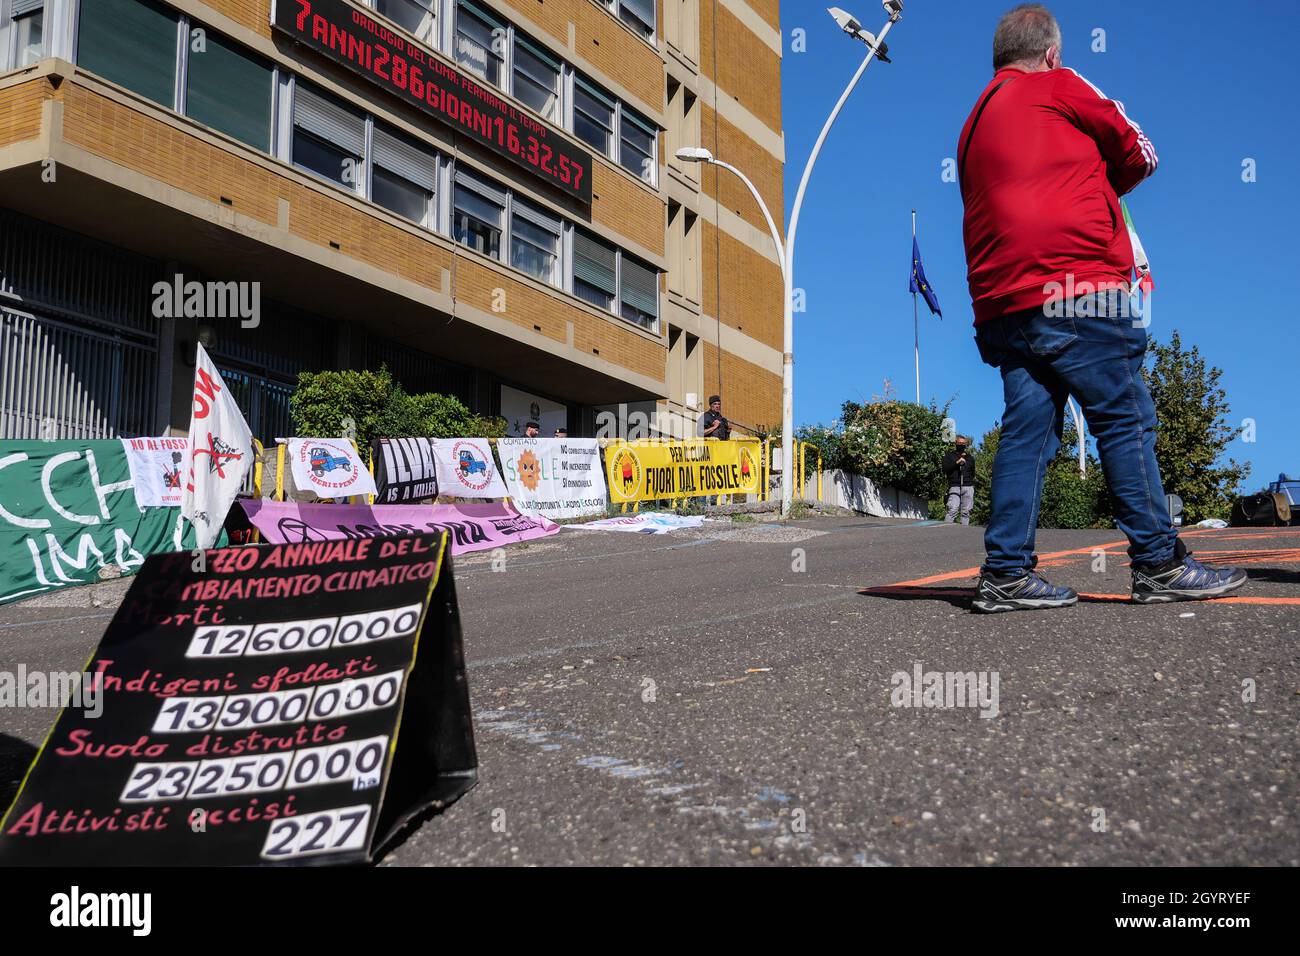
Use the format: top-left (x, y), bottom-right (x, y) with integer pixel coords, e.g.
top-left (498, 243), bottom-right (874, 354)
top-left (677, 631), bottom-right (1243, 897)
top-left (942, 436), bottom-right (976, 525)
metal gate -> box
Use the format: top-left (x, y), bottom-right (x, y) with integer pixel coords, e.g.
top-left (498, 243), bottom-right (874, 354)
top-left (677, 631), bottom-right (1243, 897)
top-left (0, 208), bottom-right (160, 439)
top-left (0, 307), bottom-right (157, 439)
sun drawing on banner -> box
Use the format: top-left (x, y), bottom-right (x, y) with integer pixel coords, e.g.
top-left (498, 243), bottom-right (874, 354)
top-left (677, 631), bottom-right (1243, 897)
top-left (517, 450), bottom-right (541, 492)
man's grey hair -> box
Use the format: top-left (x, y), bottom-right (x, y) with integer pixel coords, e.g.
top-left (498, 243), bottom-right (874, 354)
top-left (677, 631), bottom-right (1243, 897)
top-left (993, 4), bottom-right (1062, 70)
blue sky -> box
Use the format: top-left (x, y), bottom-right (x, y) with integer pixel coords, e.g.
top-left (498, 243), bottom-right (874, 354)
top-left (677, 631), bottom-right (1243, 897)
top-left (778, 0), bottom-right (1298, 489)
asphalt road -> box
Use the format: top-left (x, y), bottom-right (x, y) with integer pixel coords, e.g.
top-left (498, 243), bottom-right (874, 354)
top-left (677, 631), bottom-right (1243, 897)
top-left (1, 516), bottom-right (1296, 866)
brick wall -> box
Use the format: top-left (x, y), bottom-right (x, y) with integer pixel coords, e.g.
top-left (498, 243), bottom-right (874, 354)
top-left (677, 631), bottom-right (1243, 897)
top-left (700, 219), bottom-right (781, 350)
top-left (699, 102), bottom-right (783, 234)
top-left (699, 0), bottom-right (781, 135)
top-left (202, 0), bottom-right (270, 37)
top-left (592, 161), bottom-right (665, 257)
top-left (703, 341), bottom-right (780, 430)
top-left (742, 0), bottom-right (779, 31)
top-left (0, 78), bottom-right (47, 147)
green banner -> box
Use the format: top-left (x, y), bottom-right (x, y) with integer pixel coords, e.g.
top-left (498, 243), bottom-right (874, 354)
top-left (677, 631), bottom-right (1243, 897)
top-left (0, 441), bottom-right (210, 606)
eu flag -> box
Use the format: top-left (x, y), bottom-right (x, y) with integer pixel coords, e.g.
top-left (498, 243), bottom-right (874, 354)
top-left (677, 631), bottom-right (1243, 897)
top-left (910, 237), bottom-right (942, 318)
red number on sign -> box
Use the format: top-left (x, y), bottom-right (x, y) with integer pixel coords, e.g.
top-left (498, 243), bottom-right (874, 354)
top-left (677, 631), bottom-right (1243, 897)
top-left (409, 65), bottom-right (423, 99)
top-left (572, 164), bottom-right (584, 192)
top-left (507, 126), bottom-right (520, 154)
top-left (558, 155), bottom-right (572, 185)
top-left (374, 48), bottom-right (390, 80)
top-left (539, 144), bottom-right (553, 173)
top-left (391, 56), bottom-right (407, 89)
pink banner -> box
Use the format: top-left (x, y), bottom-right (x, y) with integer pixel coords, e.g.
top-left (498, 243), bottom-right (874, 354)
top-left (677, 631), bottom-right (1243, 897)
top-left (239, 500), bottom-right (559, 554)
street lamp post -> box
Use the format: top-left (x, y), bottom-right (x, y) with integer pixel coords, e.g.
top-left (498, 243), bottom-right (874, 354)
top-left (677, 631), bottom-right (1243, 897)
top-left (678, 3), bottom-right (902, 516)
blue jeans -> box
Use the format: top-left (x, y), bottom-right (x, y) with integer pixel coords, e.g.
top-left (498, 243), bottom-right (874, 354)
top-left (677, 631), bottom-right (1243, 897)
top-left (974, 291), bottom-right (1178, 575)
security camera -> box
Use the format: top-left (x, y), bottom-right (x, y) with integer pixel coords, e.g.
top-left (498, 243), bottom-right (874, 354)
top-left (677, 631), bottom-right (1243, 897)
top-left (883, 0), bottom-right (904, 16)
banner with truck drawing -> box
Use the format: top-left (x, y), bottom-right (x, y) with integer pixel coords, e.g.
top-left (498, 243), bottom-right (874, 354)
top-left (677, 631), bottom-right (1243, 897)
top-left (604, 439), bottom-right (762, 504)
top-left (0, 440), bottom-right (209, 606)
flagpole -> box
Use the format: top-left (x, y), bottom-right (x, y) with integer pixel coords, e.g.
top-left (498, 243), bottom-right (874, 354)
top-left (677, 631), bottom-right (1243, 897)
top-left (912, 208), bottom-right (920, 405)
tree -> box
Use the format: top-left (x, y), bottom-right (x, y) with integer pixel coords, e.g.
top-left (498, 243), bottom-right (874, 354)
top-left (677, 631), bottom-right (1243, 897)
top-left (970, 424), bottom-right (1000, 526)
top-left (1143, 330), bottom-right (1249, 521)
top-left (970, 420), bottom-right (1112, 529)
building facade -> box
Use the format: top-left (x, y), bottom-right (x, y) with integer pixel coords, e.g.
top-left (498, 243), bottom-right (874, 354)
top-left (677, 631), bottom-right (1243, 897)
top-left (0, 0), bottom-right (784, 443)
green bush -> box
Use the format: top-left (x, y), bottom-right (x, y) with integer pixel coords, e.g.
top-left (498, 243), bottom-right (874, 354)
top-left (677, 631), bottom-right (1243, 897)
top-left (789, 399), bottom-right (953, 501)
top-left (290, 367), bottom-right (506, 444)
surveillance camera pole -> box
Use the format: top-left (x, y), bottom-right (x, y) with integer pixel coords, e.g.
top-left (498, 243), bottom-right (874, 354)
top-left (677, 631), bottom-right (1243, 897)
top-left (780, 6), bottom-right (901, 517)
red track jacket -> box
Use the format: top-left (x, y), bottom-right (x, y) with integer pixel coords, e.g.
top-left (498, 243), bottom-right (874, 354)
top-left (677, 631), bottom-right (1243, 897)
top-left (958, 66), bottom-right (1157, 324)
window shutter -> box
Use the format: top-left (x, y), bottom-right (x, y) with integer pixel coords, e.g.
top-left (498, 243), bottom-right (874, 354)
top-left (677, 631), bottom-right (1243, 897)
top-left (575, 76), bottom-right (616, 113)
top-left (294, 84), bottom-right (365, 156)
top-left (622, 108), bottom-right (656, 139)
top-left (454, 168), bottom-right (507, 207)
top-left (372, 126), bottom-right (436, 191)
top-left (620, 256), bottom-right (658, 316)
top-left (512, 199), bottom-right (560, 236)
top-left (573, 231), bottom-right (617, 295)
top-left (13, 0), bottom-right (44, 16)
top-left (622, 0), bottom-right (655, 27)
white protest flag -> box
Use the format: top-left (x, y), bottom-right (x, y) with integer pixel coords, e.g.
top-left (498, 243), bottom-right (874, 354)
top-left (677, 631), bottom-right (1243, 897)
top-left (182, 343), bottom-right (254, 548)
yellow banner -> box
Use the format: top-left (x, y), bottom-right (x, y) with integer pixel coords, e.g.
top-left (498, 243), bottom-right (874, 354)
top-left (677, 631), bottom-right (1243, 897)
top-left (605, 440), bottom-right (762, 503)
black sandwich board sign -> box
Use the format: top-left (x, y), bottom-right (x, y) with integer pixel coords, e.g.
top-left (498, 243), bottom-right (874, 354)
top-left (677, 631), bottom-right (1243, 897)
top-left (0, 532), bottom-right (476, 865)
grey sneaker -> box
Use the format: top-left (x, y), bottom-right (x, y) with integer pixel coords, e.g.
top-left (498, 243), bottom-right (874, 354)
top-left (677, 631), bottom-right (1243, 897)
top-left (972, 571), bottom-right (1078, 613)
top-left (1131, 552), bottom-right (1247, 604)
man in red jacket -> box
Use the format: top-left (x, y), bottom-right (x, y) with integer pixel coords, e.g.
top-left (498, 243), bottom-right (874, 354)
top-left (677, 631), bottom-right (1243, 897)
top-left (960, 4), bottom-right (1246, 612)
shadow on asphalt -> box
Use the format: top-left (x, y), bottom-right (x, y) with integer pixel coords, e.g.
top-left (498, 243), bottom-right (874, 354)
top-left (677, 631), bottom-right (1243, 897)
top-left (0, 732), bottom-right (37, 810)
top-left (857, 585), bottom-right (1130, 609)
top-left (1243, 566), bottom-right (1300, 585)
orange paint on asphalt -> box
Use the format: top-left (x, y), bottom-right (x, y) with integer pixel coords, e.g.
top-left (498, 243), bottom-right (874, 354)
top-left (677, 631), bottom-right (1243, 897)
top-left (863, 527), bottom-right (1300, 606)
top-left (860, 585), bottom-right (1300, 606)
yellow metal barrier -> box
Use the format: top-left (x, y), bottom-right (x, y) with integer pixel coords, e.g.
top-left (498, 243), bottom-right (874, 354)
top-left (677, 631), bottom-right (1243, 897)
top-left (796, 441), bottom-right (823, 504)
top-left (275, 442), bottom-right (286, 501)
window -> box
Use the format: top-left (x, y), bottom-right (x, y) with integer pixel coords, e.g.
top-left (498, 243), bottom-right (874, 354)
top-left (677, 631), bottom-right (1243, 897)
top-left (77, 0), bottom-right (179, 108)
top-left (6, 0), bottom-right (42, 68)
top-left (455, 1), bottom-right (503, 87)
top-left (510, 200), bottom-right (560, 285)
top-left (614, 0), bottom-right (655, 40)
top-left (512, 38), bottom-right (559, 122)
top-left (372, 125), bottom-right (436, 226)
top-left (573, 230), bottom-right (617, 311)
top-left (620, 107), bottom-right (657, 184)
top-left (453, 170), bottom-right (505, 260)
top-left (374, 0), bottom-right (437, 46)
top-left (573, 78), bottom-right (615, 157)
top-left (620, 254), bottom-right (658, 329)
top-left (186, 31), bottom-right (273, 150)
top-left (292, 83), bottom-right (366, 190)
